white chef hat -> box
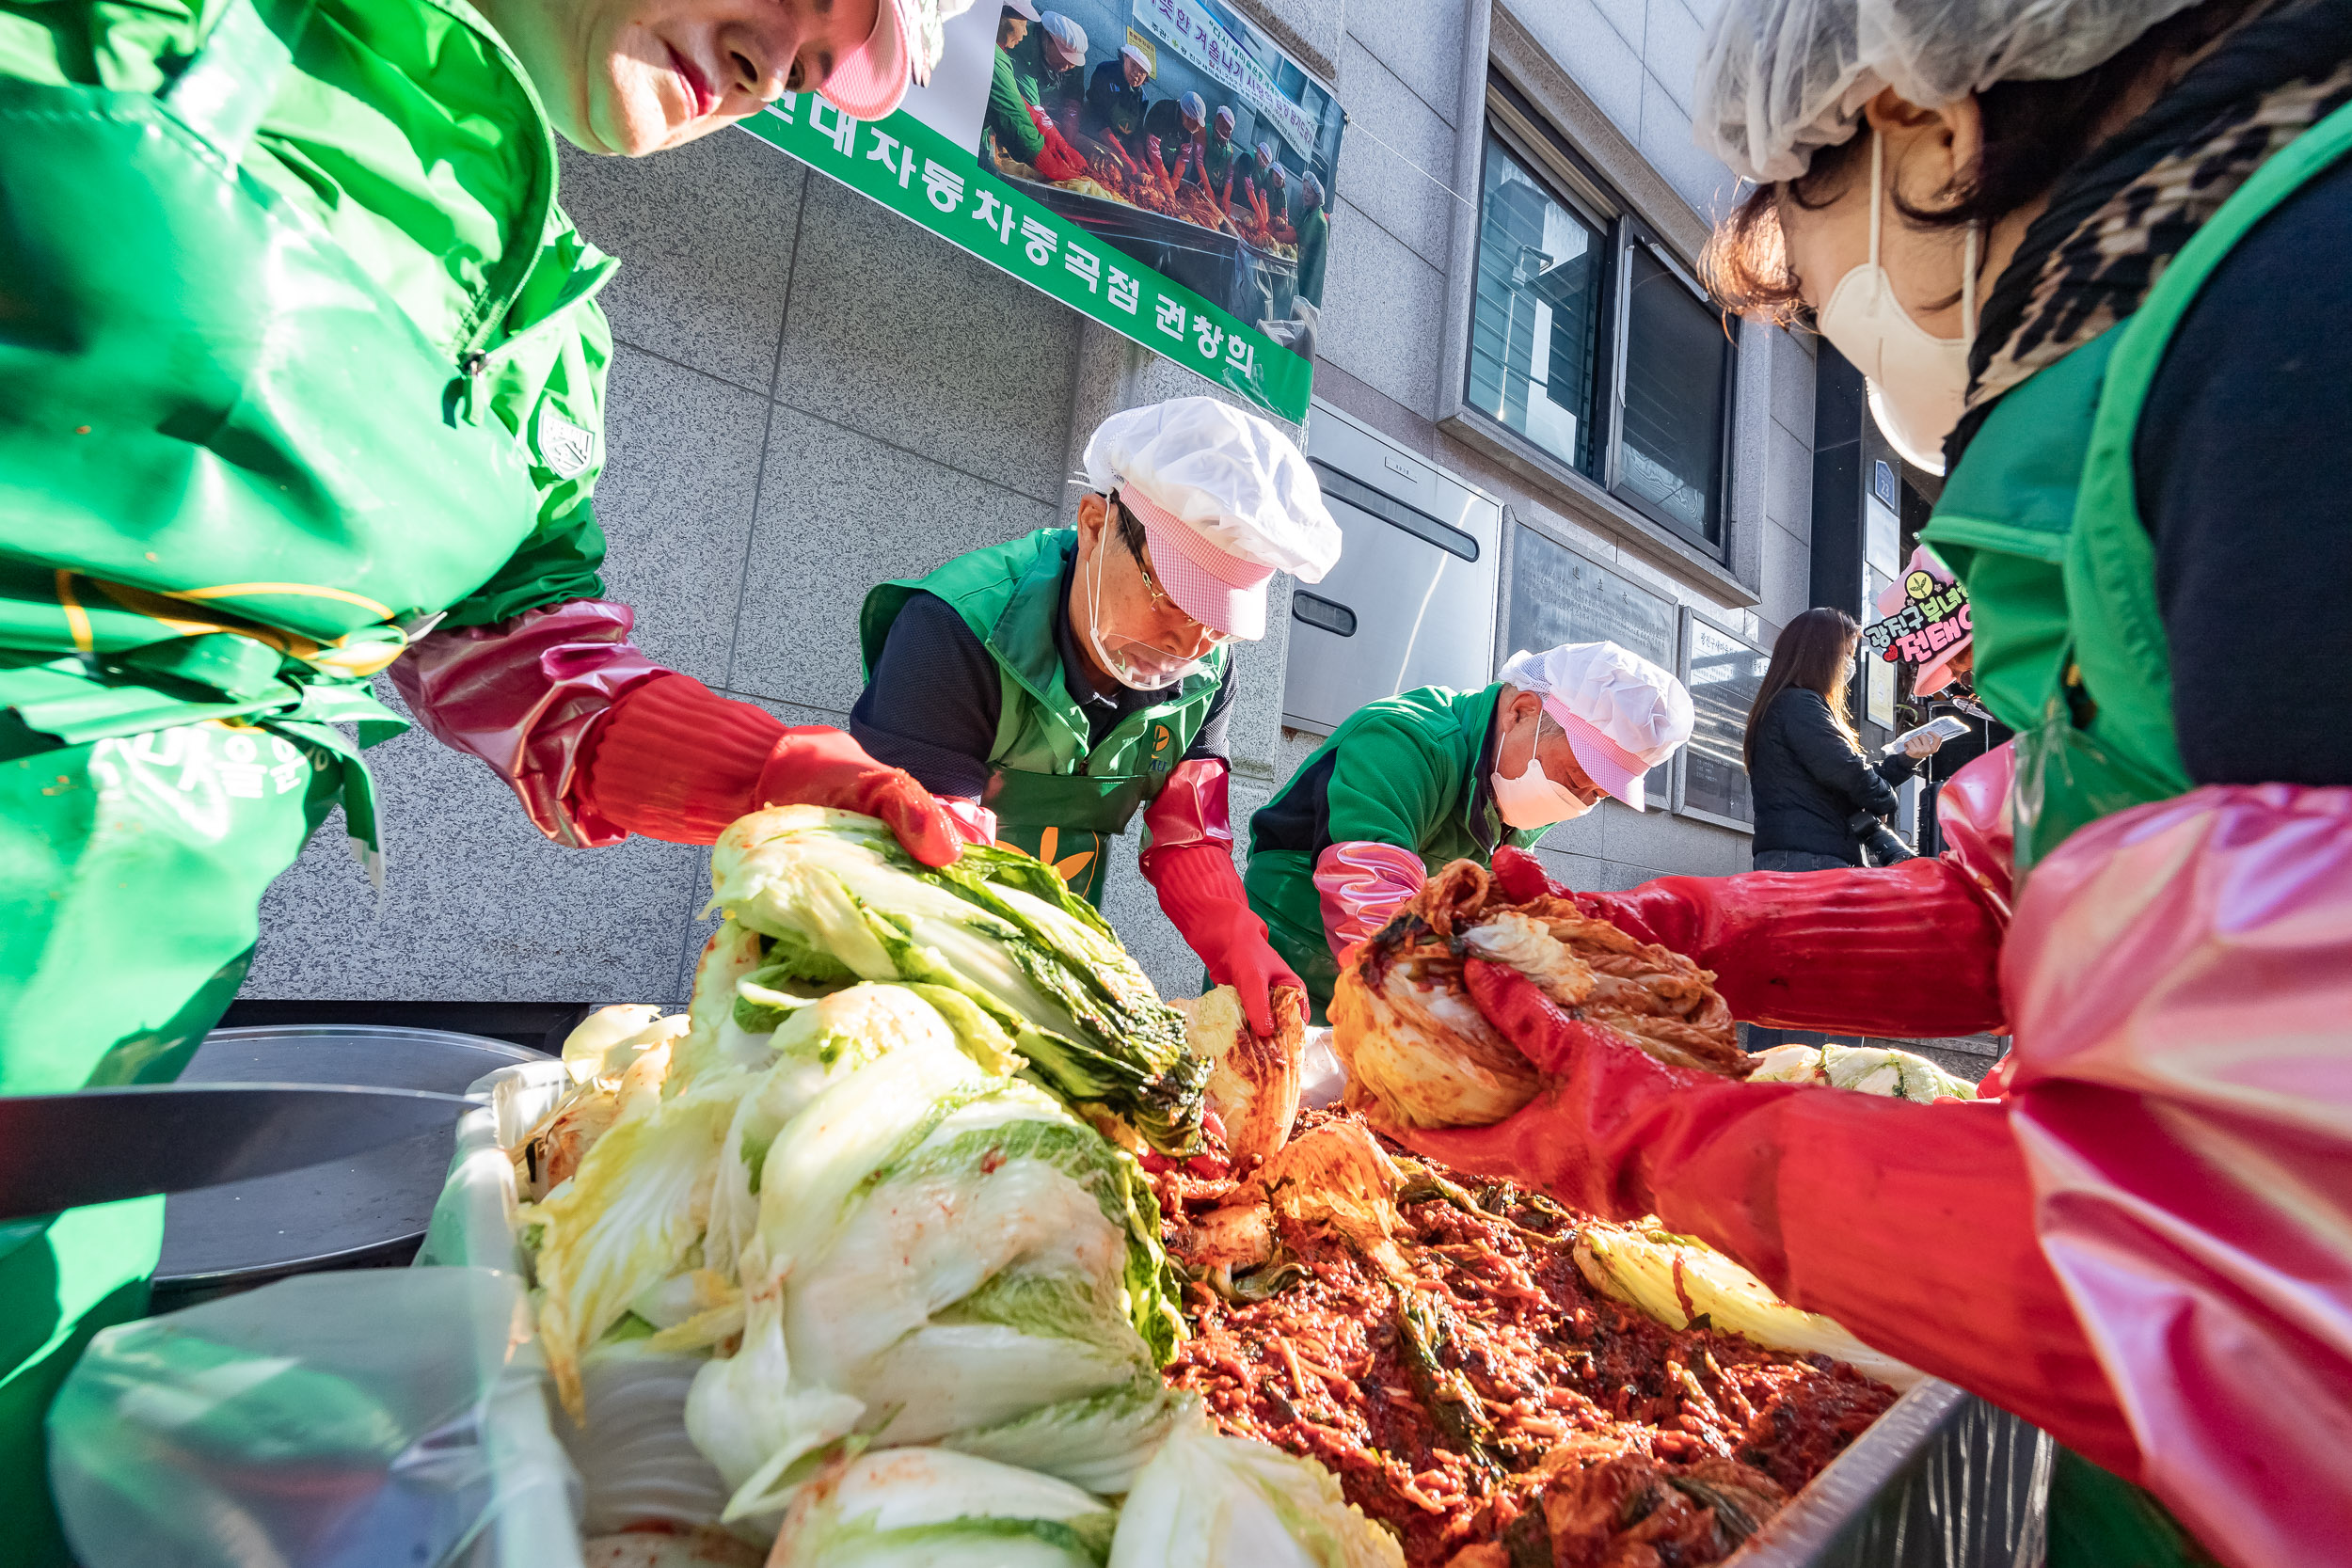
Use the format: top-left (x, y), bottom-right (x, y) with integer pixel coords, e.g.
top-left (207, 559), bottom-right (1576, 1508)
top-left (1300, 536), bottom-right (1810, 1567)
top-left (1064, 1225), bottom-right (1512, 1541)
top-left (1039, 11), bottom-right (1087, 66)
top-left (1500, 642), bottom-right (1693, 811)
top-left (1120, 41), bottom-right (1152, 75)
top-left (1083, 397), bottom-right (1343, 641)
top-left (1180, 89), bottom-right (1206, 121)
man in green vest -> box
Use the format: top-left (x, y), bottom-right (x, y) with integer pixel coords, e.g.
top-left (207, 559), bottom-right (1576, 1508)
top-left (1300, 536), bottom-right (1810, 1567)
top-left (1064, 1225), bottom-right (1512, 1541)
top-left (855, 397), bottom-right (1342, 1037)
top-left (0, 0), bottom-right (969, 1555)
top-left (1398, 0), bottom-right (2352, 1560)
top-left (1246, 641), bottom-right (1692, 1017)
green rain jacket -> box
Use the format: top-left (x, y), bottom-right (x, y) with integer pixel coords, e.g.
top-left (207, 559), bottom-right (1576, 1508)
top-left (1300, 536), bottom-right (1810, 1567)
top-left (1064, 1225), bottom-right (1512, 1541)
top-left (986, 35), bottom-right (1046, 164)
top-left (0, 0), bottom-right (615, 757)
top-left (1246, 683), bottom-right (1541, 1009)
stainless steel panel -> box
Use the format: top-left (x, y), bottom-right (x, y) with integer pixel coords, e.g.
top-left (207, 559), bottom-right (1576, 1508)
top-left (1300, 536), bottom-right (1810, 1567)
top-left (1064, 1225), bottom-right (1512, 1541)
top-left (1283, 404), bottom-right (1503, 733)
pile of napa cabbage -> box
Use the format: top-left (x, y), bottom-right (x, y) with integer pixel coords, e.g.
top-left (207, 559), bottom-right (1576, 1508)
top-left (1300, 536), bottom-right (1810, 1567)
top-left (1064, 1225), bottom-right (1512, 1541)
top-left (512, 808), bottom-right (1397, 1565)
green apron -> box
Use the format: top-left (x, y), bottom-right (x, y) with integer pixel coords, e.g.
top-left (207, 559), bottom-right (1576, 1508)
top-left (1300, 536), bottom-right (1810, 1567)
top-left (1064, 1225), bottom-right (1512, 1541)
top-left (0, 0), bottom-right (612, 1552)
top-left (1926, 102), bottom-right (2352, 871)
top-left (1922, 99), bottom-right (2352, 1568)
top-left (860, 530), bottom-right (1226, 907)
top-left (1246, 683), bottom-right (1539, 1014)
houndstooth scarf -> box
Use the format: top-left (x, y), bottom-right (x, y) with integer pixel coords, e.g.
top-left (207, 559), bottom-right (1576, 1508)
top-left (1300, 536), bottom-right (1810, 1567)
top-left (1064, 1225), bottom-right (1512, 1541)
top-left (1949, 0), bottom-right (2352, 465)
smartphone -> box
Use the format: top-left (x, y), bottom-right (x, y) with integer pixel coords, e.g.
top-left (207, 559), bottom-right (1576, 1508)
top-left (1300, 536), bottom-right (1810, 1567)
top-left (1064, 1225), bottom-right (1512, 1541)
top-left (1882, 714), bottom-right (1971, 755)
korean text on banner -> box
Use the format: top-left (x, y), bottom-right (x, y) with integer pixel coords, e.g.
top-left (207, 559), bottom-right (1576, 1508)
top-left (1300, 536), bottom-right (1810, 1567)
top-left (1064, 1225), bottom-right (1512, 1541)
top-left (1132, 0), bottom-right (1321, 153)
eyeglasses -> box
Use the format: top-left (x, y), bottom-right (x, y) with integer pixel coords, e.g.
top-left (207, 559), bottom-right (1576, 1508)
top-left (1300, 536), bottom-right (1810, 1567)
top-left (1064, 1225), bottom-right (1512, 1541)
top-left (1109, 495), bottom-right (1240, 650)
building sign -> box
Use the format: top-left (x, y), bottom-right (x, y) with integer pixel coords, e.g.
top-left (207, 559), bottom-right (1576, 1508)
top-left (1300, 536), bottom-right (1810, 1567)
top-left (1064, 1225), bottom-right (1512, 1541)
top-left (738, 1), bottom-right (1345, 423)
top-left (1132, 0), bottom-right (1321, 153)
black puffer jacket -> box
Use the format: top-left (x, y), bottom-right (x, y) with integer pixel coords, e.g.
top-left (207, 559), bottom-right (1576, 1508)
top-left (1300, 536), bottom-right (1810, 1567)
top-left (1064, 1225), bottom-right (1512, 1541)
top-left (1747, 689), bottom-right (1917, 863)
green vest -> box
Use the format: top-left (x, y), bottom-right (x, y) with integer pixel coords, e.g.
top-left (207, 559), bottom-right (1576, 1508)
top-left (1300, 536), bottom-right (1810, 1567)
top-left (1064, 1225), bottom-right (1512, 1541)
top-left (1245, 682), bottom-right (1540, 1012)
top-left (1923, 102), bottom-right (2352, 872)
top-left (859, 530), bottom-right (1226, 906)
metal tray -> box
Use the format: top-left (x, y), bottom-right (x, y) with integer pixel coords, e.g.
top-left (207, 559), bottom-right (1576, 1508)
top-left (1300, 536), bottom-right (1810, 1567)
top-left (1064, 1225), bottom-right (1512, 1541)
top-left (156, 1024), bottom-right (542, 1308)
top-left (428, 1063), bottom-right (2049, 1568)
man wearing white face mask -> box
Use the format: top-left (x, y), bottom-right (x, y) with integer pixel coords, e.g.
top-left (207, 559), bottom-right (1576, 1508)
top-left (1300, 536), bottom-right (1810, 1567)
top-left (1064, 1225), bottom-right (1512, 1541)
top-left (1244, 641), bottom-right (1692, 1017)
top-left (854, 398), bottom-right (1341, 1037)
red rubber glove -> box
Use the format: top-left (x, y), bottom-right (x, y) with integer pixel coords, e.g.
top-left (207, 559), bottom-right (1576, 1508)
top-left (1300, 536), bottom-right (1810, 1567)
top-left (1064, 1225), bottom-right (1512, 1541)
top-left (573, 673), bottom-right (961, 865)
top-left (1399, 960), bottom-right (2139, 1481)
top-left (1486, 746), bottom-right (2017, 1039)
top-left (1025, 105), bottom-right (1089, 182)
top-left (1139, 758), bottom-right (1301, 1036)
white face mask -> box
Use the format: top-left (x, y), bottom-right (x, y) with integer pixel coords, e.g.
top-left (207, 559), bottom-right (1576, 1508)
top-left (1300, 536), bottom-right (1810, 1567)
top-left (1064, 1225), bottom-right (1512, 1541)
top-left (1490, 710), bottom-right (1594, 829)
top-left (1814, 129), bottom-right (1979, 476)
top-left (1084, 520), bottom-right (1209, 691)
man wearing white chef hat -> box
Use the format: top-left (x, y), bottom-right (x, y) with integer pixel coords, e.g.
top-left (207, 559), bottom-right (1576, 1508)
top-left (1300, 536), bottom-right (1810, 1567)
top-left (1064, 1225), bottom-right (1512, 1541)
top-left (1247, 641), bottom-right (1692, 1017)
top-left (856, 397), bottom-right (1342, 1037)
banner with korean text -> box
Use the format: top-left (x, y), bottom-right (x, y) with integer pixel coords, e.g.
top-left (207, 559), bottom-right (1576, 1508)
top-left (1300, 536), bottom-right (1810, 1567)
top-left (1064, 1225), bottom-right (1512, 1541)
top-left (737, 0), bottom-right (1345, 423)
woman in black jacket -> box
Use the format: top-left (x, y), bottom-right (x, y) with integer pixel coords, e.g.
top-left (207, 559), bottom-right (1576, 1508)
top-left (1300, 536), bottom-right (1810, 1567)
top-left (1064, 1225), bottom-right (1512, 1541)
top-left (1744, 608), bottom-right (1941, 870)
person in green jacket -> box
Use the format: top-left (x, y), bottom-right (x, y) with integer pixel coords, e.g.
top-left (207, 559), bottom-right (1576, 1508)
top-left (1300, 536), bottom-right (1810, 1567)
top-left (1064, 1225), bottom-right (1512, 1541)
top-left (855, 397), bottom-right (1343, 1038)
top-left (984, 1), bottom-right (1046, 165)
top-left (1396, 0), bottom-right (2352, 1563)
top-left (0, 0), bottom-right (965, 1556)
top-left (1246, 642), bottom-right (1692, 1016)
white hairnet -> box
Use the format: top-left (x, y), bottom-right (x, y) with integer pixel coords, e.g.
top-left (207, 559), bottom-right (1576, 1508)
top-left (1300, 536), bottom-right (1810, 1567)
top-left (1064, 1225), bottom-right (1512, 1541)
top-left (1120, 42), bottom-right (1152, 74)
top-left (1039, 11), bottom-right (1087, 63)
top-left (1082, 397), bottom-right (1342, 582)
top-left (1693, 0), bottom-right (2205, 181)
top-left (1180, 89), bottom-right (1206, 120)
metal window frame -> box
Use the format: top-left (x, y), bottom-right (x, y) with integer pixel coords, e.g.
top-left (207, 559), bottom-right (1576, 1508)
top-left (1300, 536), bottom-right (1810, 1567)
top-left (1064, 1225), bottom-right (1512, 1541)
top-left (1671, 605), bottom-right (1767, 834)
top-left (1609, 224), bottom-right (1740, 554)
top-left (1466, 123), bottom-right (1620, 485)
top-left (1454, 93), bottom-right (1740, 570)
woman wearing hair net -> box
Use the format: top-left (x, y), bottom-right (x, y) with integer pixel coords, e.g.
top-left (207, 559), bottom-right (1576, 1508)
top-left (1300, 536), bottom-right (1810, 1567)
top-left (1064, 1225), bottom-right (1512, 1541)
top-left (1396, 0), bottom-right (2352, 1564)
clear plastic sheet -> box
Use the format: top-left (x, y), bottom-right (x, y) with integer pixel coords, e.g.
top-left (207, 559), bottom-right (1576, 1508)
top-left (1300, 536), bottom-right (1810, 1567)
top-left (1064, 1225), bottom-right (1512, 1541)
top-left (46, 1267), bottom-right (580, 1568)
top-left (1725, 1383), bottom-right (2052, 1568)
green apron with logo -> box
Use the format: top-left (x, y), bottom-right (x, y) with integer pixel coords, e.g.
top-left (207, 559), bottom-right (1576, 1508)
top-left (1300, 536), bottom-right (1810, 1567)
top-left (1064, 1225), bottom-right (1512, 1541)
top-left (861, 530), bottom-right (1225, 908)
top-left (1246, 683), bottom-right (1541, 1016)
top-left (1922, 99), bottom-right (2352, 1568)
top-left (0, 0), bottom-right (612, 1553)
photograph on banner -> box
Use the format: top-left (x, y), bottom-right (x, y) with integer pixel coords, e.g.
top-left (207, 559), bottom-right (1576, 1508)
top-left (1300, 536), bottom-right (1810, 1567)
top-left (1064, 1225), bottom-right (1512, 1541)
top-left (738, 2), bottom-right (1329, 421)
top-left (968, 0), bottom-right (1344, 348)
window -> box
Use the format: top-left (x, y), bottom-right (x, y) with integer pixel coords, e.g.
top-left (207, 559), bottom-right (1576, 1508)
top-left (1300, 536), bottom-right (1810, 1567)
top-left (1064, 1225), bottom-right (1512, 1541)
top-left (1469, 139), bottom-right (1606, 475)
top-left (1464, 104), bottom-right (1738, 556)
top-left (1620, 245), bottom-right (1730, 542)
